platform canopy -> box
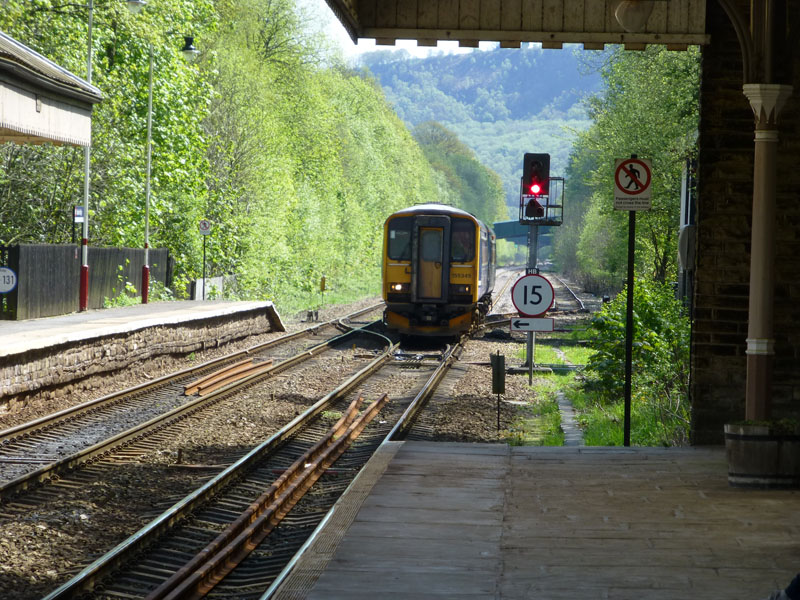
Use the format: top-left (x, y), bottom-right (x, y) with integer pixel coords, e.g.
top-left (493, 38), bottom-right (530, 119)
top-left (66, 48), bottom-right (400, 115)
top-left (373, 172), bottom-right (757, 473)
top-left (0, 31), bottom-right (102, 147)
top-left (324, 0), bottom-right (709, 50)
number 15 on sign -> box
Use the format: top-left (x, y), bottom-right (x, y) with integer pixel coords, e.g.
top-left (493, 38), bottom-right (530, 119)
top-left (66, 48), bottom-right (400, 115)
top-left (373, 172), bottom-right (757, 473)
top-left (511, 274), bottom-right (554, 317)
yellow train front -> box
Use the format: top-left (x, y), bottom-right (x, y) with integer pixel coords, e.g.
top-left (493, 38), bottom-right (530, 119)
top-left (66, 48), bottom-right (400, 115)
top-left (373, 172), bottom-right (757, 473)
top-left (382, 204), bottom-right (496, 337)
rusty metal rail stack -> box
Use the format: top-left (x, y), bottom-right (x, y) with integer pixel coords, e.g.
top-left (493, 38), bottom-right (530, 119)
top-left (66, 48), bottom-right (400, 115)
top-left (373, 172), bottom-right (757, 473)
top-left (149, 394), bottom-right (389, 600)
top-left (183, 358), bottom-right (275, 396)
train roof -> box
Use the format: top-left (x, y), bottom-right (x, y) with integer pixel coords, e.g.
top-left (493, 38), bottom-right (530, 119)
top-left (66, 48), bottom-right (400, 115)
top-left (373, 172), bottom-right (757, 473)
top-left (386, 204), bottom-right (485, 225)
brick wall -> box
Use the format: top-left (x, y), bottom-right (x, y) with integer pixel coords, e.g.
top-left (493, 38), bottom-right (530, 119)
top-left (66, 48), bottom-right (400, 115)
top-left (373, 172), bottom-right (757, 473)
top-left (692, 0), bottom-right (800, 443)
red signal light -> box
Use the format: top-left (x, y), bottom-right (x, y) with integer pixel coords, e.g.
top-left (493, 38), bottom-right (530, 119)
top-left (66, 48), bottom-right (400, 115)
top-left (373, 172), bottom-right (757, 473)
top-left (522, 153), bottom-right (551, 197)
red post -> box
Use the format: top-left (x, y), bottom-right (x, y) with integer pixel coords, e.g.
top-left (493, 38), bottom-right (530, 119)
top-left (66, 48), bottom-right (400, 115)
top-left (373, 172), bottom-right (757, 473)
top-left (79, 238), bottom-right (89, 311)
top-left (142, 264), bottom-right (150, 304)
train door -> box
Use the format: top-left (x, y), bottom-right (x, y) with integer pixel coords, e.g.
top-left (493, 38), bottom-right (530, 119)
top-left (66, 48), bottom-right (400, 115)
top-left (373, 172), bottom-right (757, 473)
top-left (411, 216), bottom-right (450, 302)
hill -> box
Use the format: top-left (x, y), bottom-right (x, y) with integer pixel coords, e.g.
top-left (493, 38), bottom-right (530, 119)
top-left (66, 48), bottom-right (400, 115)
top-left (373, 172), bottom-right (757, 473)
top-left (358, 45), bottom-right (603, 214)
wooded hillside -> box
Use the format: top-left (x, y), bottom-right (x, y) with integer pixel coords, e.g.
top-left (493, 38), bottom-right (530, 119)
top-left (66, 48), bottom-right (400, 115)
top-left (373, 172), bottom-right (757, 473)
top-left (0, 0), bottom-right (506, 310)
top-left (360, 46), bottom-right (601, 211)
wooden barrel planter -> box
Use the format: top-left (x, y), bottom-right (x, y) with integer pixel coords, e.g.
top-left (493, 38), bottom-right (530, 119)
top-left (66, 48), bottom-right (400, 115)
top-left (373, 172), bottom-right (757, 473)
top-left (724, 423), bottom-right (800, 489)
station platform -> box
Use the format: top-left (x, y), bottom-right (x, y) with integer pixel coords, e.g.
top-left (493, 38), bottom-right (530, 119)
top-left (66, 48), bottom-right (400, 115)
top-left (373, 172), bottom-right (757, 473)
top-left (273, 442), bottom-right (798, 600)
top-left (0, 300), bottom-right (283, 357)
top-left (0, 301), bottom-right (284, 404)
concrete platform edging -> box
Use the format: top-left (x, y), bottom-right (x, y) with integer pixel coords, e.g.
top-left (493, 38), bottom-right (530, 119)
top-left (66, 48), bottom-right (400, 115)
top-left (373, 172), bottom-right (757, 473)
top-left (0, 301), bottom-right (283, 408)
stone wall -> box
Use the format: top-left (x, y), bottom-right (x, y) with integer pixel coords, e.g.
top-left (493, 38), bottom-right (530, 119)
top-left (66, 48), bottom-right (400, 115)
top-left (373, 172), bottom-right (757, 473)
top-left (692, 0), bottom-right (800, 443)
top-left (0, 308), bottom-right (279, 411)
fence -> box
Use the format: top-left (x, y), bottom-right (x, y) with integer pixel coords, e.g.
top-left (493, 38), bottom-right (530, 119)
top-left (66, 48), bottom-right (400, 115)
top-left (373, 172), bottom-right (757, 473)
top-left (0, 245), bottom-right (171, 320)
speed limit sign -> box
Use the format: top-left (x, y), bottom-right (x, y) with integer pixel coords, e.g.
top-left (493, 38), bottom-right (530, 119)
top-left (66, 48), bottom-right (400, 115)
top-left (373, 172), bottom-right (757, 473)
top-left (511, 274), bottom-right (554, 317)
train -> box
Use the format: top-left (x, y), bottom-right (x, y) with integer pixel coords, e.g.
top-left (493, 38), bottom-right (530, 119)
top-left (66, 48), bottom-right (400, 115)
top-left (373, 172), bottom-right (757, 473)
top-left (382, 204), bottom-right (496, 337)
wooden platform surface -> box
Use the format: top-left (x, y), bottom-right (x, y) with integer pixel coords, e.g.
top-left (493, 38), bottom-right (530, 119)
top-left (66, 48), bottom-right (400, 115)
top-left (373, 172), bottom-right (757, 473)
top-left (274, 442), bottom-right (798, 600)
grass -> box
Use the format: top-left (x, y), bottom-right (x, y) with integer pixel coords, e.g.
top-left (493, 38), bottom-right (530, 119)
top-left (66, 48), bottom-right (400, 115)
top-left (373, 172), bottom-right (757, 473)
top-left (514, 339), bottom-right (594, 368)
top-left (503, 398), bottom-right (564, 446)
top-left (506, 315), bottom-right (691, 447)
top-left (506, 332), bottom-right (594, 446)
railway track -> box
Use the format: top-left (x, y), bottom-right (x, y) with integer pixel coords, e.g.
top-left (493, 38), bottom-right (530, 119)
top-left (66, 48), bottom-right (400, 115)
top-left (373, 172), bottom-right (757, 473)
top-left (2, 274), bottom-right (598, 600)
top-left (549, 273), bottom-right (587, 313)
top-left (0, 304), bottom-right (383, 500)
top-left (41, 336), bottom-right (462, 599)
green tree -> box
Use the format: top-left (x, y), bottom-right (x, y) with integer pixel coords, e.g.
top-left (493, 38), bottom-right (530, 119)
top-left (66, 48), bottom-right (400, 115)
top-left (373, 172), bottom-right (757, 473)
top-left (563, 46), bottom-right (700, 289)
top-left (202, 0), bottom-right (440, 307)
top-left (0, 0), bottom-right (216, 293)
top-left (413, 122), bottom-right (507, 225)
top-left (584, 278), bottom-right (691, 445)
top-left (0, 0), bottom-right (486, 312)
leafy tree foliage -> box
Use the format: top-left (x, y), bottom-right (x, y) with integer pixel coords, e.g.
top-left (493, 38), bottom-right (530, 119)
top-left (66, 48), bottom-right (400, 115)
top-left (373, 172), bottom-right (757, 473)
top-left (583, 278), bottom-right (691, 445)
top-left (553, 46), bottom-right (700, 291)
top-left (0, 0), bottom-right (216, 294)
top-left (199, 0), bottom-right (440, 307)
top-left (413, 122), bottom-right (506, 225)
top-left (0, 0), bottom-right (451, 310)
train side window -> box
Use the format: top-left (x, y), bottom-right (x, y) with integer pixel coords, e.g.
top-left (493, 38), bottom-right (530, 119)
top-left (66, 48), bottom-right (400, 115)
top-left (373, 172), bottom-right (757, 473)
top-left (450, 219), bottom-right (475, 262)
top-left (387, 217), bottom-right (412, 260)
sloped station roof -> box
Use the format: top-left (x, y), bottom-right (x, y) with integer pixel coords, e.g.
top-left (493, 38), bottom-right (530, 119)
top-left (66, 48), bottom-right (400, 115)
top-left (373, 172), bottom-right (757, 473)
top-left (0, 30), bottom-right (102, 147)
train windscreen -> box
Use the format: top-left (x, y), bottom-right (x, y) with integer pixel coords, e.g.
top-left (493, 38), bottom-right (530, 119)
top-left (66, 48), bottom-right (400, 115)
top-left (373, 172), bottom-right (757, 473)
top-left (450, 219), bottom-right (475, 262)
top-left (387, 217), bottom-right (412, 260)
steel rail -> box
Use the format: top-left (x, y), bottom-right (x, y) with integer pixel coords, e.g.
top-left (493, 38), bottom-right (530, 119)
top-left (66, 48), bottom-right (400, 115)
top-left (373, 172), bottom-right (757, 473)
top-left (42, 337), bottom-right (399, 600)
top-left (0, 321), bottom-right (383, 500)
top-left (494, 268), bottom-right (516, 303)
top-left (0, 302), bottom-right (383, 445)
top-left (551, 273), bottom-right (587, 312)
top-left (150, 393), bottom-right (390, 600)
top-left (261, 339), bottom-right (461, 599)
top-left (387, 339), bottom-right (464, 439)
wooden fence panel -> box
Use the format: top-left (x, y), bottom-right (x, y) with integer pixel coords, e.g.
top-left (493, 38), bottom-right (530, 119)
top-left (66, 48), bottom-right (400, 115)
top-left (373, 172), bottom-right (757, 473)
top-left (0, 245), bottom-right (170, 320)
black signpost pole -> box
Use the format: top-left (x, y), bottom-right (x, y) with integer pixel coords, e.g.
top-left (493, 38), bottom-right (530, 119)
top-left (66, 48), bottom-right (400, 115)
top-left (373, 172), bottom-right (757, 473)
top-left (613, 153), bottom-right (651, 447)
top-left (202, 235), bottom-right (207, 301)
top-left (623, 209), bottom-right (635, 447)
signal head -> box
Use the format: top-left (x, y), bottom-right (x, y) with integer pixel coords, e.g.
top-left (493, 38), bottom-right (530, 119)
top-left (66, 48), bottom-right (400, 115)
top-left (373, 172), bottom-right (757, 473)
top-left (522, 152), bottom-right (551, 197)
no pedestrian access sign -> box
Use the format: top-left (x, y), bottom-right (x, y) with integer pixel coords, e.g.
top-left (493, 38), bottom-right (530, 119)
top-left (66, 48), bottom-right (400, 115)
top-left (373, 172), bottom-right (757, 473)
top-left (614, 157), bottom-right (652, 211)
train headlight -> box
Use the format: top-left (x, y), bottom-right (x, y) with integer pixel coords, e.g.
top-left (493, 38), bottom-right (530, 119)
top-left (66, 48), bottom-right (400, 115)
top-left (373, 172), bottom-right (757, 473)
top-left (389, 282), bottom-right (409, 293)
top-left (451, 284), bottom-right (471, 294)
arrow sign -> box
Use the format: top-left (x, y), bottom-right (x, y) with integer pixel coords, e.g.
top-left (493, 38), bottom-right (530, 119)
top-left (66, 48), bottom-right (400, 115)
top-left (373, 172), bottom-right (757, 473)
top-left (511, 318), bottom-right (554, 332)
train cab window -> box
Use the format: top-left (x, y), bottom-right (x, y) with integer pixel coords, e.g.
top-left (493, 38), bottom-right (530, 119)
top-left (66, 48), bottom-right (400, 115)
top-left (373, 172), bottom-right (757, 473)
top-left (450, 219), bottom-right (475, 262)
top-left (387, 217), bottom-right (412, 260)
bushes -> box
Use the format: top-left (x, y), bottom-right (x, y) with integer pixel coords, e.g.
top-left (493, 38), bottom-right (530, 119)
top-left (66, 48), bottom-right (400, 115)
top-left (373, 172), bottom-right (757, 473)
top-left (582, 278), bottom-right (690, 445)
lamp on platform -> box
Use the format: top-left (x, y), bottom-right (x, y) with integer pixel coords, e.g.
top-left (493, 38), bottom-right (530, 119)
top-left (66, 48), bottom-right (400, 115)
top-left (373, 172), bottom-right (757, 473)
top-left (126, 0), bottom-right (199, 302)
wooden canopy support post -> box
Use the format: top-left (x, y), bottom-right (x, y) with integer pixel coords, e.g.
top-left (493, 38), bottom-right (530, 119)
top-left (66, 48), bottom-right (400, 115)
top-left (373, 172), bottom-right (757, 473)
top-left (719, 0), bottom-right (794, 421)
top-left (742, 83), bottom-right (792, 420)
